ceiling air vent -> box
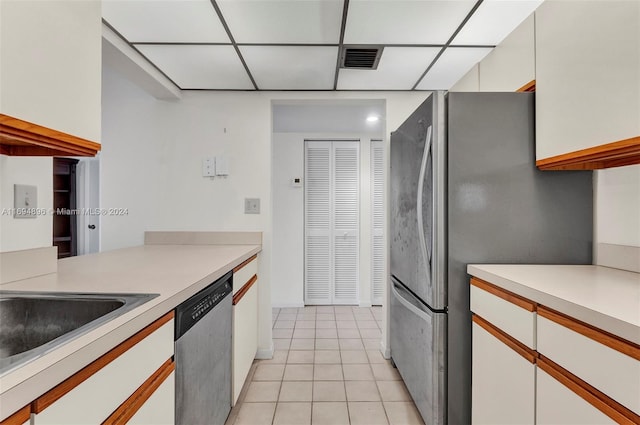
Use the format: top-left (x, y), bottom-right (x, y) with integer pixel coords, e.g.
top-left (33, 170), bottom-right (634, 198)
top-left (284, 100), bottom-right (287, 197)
top-left (340, 46), bottom-right (383, 70)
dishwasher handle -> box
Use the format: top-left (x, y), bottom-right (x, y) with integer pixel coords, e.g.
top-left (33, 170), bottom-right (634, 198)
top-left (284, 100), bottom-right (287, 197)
top-left (175, 270), bottom-right (233, 340)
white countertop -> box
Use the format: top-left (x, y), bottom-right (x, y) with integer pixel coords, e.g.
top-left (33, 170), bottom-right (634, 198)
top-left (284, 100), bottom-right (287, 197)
top-left (0, 243), bottom-right (260, 420)
top-left (467, 264), bottom-right (640, 345)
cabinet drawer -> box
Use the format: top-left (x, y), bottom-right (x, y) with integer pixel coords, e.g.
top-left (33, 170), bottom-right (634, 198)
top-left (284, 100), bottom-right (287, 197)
top-left (536, 365), bottom-right (616, 425)
top-left (537, 307), bottom-right (640, 415)
top-left (33, 314), bottom-right (174, 425)
top-left (233, 255), bottom-right (257, 295)
top-left (470, 278), bottom-right (536, 349)
top-left (128, 370), bottom-right (175, 425)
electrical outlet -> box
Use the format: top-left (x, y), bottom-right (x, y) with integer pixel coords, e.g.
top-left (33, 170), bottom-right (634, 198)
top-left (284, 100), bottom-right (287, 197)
top-left (244, 198), bottom-right (260, 214)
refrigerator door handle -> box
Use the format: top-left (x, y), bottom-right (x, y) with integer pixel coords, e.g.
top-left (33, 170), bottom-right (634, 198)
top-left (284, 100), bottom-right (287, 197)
top-left (417, 125), bottom-right (433, 272)
top-left (391, 281), bottom-right (431, 322)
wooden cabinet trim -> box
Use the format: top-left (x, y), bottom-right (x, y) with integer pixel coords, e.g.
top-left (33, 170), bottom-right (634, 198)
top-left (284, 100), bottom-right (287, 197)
top-left (538, 306), bottom-right (640, 361)
top-left (233, 254), bottom-right (257, 273)
top-left (101, 358), bottom-right (175, 425)
top-left (516, 80), bottom-right (536, 92)
top-left (0, 405), bottom-right (30, 425)
top-left (233, 274), bottom-right (258, 305)
top-left (536, 136), bottom-right (640, 170)
top-left (32, 311), bottom-right (174, 413)
top-left (0, 114), bottom-right (101, 157)
top-left (538, 355), bottom-right (640, 425)
top-left (471, 277), bottom-right (536, 312)
top-left (472, 314), bottom-right (537, 364)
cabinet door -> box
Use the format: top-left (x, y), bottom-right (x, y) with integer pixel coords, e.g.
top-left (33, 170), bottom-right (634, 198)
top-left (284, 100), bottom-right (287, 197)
top-left (535, 0), bottom-right (640, 160)
top-left (128, 371), bottom-right (175, 425)
top-left (232, 282), bottom-right (258, 405)
top-left (472, 321), bottom-right (535, 425)
top-left (537, 368), bottom-right (615, 425)
top-left (33, 317), bottom-right (174, 425)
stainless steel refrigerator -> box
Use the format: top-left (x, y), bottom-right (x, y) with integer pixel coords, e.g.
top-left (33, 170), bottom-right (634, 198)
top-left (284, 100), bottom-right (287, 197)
top-left (389, 92), bottom-right (593, 425)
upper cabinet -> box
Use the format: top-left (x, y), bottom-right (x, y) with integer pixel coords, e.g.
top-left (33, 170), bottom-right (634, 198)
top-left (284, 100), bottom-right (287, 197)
top-left (0, 0), bottom-right (102, 156)
top-left (534, 0), bottom-right (640, 170)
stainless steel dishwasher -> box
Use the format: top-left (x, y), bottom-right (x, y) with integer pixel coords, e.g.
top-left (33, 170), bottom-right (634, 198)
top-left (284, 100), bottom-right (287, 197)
top-left (175, 270), bottom-right (233, 425)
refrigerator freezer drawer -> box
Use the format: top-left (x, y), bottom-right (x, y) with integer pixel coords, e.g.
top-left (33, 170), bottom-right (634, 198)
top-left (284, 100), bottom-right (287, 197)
top-left (470, 278), bottom-right (536, 350)
top-left (390, 280), bottom-right (445, 425)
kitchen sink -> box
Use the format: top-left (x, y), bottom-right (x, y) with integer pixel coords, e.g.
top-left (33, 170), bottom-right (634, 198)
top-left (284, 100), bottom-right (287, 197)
top-left (0, 291), bottom-right (158, 376)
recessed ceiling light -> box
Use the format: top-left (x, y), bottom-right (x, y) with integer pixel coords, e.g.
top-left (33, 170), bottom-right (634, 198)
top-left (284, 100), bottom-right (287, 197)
top-left (366, 115), bottom-right (380, 123)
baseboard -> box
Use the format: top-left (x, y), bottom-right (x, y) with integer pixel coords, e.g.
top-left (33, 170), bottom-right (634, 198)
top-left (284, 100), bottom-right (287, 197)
top-left (272, 302), bottom-right (305, 309)
top-left (359, 300), bottom-right (372, 308)
top-left (255, 342), bottom-right (274, 360)
top-left (380, 340), bottom-right (391, 359)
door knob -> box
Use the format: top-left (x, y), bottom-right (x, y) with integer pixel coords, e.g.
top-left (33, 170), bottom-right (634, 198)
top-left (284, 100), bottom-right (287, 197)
top-left (88, 224), bottom-right (96, 230)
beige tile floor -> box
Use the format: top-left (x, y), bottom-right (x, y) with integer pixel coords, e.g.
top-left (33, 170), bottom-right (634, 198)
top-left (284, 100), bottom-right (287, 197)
top-left (226, 306), bottom-right (425, 425)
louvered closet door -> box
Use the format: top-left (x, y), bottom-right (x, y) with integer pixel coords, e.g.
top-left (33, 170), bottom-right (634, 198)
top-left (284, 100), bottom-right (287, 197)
top-left (305, 141), bottom-right (332, 304)
top-left (371, 140), bottom-right (384, 306)
top-left (305, 141), bottom-right (360, 305)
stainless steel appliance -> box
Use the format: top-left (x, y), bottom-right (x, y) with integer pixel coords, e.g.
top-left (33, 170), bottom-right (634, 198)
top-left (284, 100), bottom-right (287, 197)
top-left (389, 92), bottom-right (593, 425)
top-left (175, 271), bottom-right (233, 425)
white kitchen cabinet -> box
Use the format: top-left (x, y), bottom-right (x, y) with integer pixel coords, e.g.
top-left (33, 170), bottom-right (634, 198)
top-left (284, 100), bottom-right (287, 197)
top-left (535, 0), bottom-right (640, 161)
top-left (536, 366), bottom-right (615, 425)
top-left (472, 320), bottom-right (535, 425)
top-left (537, 309), bottom-right (640, 415)
top-left (128, 371), bottom-right (175, 425)
top-left (0, 0), bottom-right (101, 142)
top-left (232, 256), bottom-right (259, 405)
top-left (32, 314), bottom-right (174, 425)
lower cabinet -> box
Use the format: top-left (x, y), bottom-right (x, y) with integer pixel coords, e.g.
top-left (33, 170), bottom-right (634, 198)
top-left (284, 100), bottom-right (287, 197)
top-left (536, 367), bottom-right (614, 425)
top-left (31, 313), bottom-right (175, 425)
top-left (471, 276), bottom-right (640, 425)
top-left (127, 371), bottom-right (175, 425)
top-left (472, 319), bottom-right (535, 425)
top-left (231, 255), bottom-right (259, 406)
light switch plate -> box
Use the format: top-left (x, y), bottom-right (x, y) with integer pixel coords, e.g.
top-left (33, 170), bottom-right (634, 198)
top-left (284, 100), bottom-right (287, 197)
top-left (244, 198), bottom-right (260, 214)
top-left (14, 184), bottom-right (37, 218)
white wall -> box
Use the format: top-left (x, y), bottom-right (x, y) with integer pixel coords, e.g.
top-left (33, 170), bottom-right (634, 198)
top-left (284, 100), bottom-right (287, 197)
top-left (0, 156), bottom-right (53, 252)
top-left (272, 131), bottom-right (382, 308)
top-left (102, 65), bottom-right (429, 356)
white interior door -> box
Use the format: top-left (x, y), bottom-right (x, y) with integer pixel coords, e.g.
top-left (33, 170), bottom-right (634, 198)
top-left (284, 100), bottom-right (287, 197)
top-left (305, 140), bottom-right (360, 305)
top-left (371, 140), bottom-right (384, 305)
top-left (76, 158), bottom-right (100, 255)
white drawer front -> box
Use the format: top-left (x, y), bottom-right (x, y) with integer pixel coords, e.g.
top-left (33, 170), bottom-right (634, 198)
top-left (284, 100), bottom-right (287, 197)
top-left (470, 285), bottom-right (536, 349)
top-left (537, 315), bottom-right (640, 415)
top-left (128, 371), bottom-right (175, 425)
top-left (233, 257), bottom-right (257, 295)
top-left (537, 367), bottom-right (615, 425)
top-left (34, 319), bottom-right (174, 425)
top-left (472, 322), bottom-right (535, 425)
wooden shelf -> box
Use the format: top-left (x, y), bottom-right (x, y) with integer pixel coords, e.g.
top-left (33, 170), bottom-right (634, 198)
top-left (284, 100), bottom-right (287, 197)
top-left (536, 136), bottom-right (640, 170)
top-left (0, 114), bottom-right (100, 157)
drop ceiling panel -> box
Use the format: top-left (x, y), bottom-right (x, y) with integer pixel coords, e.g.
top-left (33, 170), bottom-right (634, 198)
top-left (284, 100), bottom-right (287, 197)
top-left (240, 46), bottom-right (338, 89)
top-left (135, 45), bottom-right (254, 89)
top-left (452, 0), bottom-right (543, 45)
top-left (416, 47), bottom-right (492, 90)
top-left (218, 0), bottom-right (343, 44)
top-left (344, 0), bottom-right (476, 45)
top-left (338, 47), bottom-right (440, 90)
top-left (102, 0), bottom-right (229, 43)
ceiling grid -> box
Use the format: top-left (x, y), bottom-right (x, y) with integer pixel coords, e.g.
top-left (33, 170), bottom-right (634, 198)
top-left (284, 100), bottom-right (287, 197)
top-left (101, 0), bottom-right (544, 91)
